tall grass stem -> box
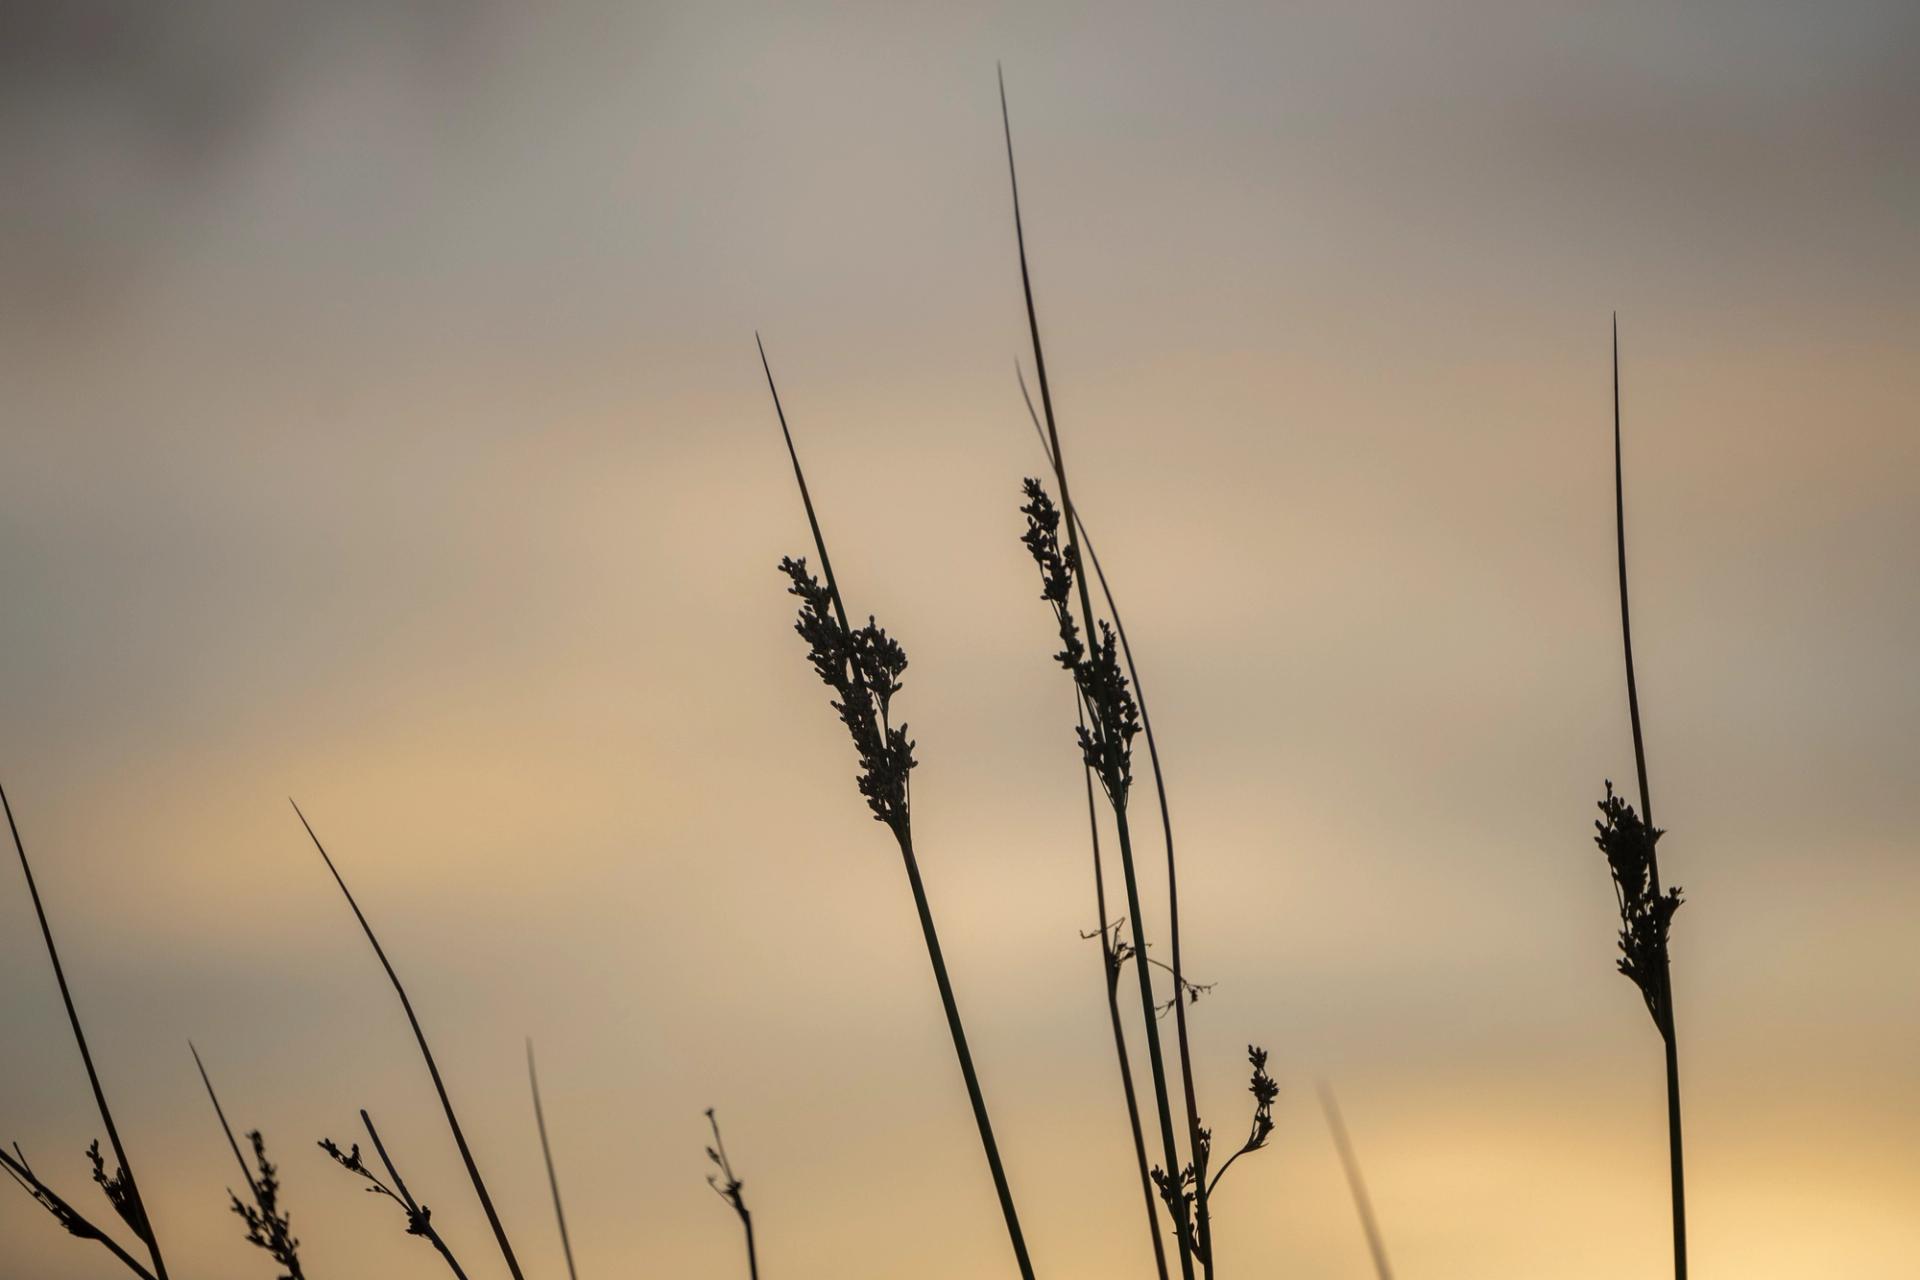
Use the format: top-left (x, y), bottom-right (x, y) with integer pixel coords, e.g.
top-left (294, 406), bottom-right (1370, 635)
top-left (1612, 316), bottom-right (1686, 1279)
top-left (999, 69), bottom-right (1196, 1279)
top-left (1, 783), bottom-right (168, 1280)
top-left (758, 340), bottom-right (1035, 1278)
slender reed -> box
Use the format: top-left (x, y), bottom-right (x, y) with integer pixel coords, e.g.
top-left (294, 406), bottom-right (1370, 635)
top-left (191, 1043), bottom-right (305, 1278)
top-left (1000, 71), bottom-right (1218, 1275)
top-left (1317, 1082), bottom-right (1392, 1280)
top-left (321, 1111), bottom-right (469, 1280)
top-left (526, 1040), bottom-right (580, 1280)
top-left (1020, 363), bottom-right (1215, 1025)
top-left (704, 1109), bottom-right (758, 1280)
top-left (1072, 692), bottom-right (1171, 1280)
top-left (0, 783), bottom-right (169, 1280)
top-left (758, 335), bottom-right (1035, 1278)
top-left (290, 800), bottom-right (525, 1280)
top-left (1590, 316), bottom-right (1687, 1278)
top-left (1017, 475), bottom-right (1192, 1272)
top-left (0, 1143), bottom-right (157, 1279)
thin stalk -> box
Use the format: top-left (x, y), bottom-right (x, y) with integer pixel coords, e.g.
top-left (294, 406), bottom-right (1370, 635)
top-left (1076, 693), bottom-right (1171, 1280)
top-left (999, 70), bottom-right (1196, 1278)
top-left (758, 339), bottom-right (1035, 1278)
top-left (189, 1043), bottom-right (259, 1200)
top-left (0, 1145), bottom-right (158, 1280)
top-left (1317, 1083), bottom-right (1393, 1280)
top-left (895, 828), bottom-right (1031, 1276)
top-left (363, 1110), bottom-right (470, 1280)
top-left (290, 800), bottom-right (525, 1280)
top-left (526, 1041), bottom-right (580, 1280)
top-left (705, 1110), bottom-right (759, 1280)
top-left (1613, 316), bottom-right (1686, 1279)
top-left (0, 783), bottom-right (168, 1280)
top-left (1019, 366), bottom-right (1210, 1261)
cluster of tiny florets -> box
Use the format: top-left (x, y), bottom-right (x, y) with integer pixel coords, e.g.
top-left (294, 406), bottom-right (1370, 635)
top-left (780, 556), bottom-right (917, 833)
top-left (86, 1140), bottom-right (151, 1247)
top-left (1593, 781), bottom-right (1682, 1037)
top-left (230, 1130), bottom-right (303, 1279)
top-left (1019, 480), bottom-right (1141, 805)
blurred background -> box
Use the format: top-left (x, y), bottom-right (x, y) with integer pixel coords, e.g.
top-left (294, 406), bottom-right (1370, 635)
top-left (3, 2), bottom-right (1916, 1276)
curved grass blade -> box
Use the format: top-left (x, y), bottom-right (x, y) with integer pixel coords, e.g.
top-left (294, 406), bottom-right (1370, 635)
top-left (999, 69), bottom-right (1199, 1278)
top-left (1611, 316), bottom-right (1687, 1278)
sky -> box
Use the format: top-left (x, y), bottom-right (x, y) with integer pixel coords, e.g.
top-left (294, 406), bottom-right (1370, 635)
top-left (2, 1), bottom-right (1917, 1277)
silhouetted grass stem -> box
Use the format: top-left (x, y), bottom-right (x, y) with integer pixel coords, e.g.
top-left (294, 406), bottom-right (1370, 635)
top-left (1, 784), bottom-right (169, 1280)
top-left (0, 1145), bottom-right (157, 1280)
top-left (1077, 692), bottom-right (1171, 1280)
top-left (1020, 366), bottom-right (1210, 1270)
top-left (1612, 316), bottom-right (1686, 1279)
top-left (1001, 71), bottom-right (1197, 1279)
top-left (292, 800), bottom-right (525, 1280)
top-left (759, 340), bottom-right (1034, 1279)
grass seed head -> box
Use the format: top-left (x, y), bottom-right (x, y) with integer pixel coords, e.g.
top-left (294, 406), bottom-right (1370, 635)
top-left (1593, 780), bottom-right (1682, 1036)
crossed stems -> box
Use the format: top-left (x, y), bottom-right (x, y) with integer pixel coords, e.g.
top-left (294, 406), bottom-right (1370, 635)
top-left (0, 1143), bottom-right (158, 1280)
top-left (1150, 1048), bottom-right (1278, 1262)
top-left (1002, 64), bottom-right (1256, 1272)
top-left (1081, 920), bottom-right (1217, 1020)
top-left (1, 783), bottom-right (169, 1280)
top-left (1017, 473), bottom-right (1196, 1271)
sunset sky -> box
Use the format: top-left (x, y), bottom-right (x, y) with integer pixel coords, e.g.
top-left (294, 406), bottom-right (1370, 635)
top-left (3, 3), bottom-right (1917, 1277)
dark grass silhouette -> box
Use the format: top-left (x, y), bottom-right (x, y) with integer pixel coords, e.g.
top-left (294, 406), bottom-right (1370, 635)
top-left (1001, 71), bottom-right (1273, 1276)
top-left (1197, 1049), bottom-right (1278, 1204)
top-left (1034, 367), bottom-right (1208, 1280)
top-left (999, 85), bottom-right (1192, 1280)
top-left (1071, 689), bottom-right (1172, 1280)
top-left (1016, 363), bottom-right (1221, 1267)
top-left (758, 333), bottom-right (1035, 1278)
top-left (1020, 367), bottom-right (1220, 1266)
top-left (1591, 317), bottom-right (1688, 1278)
top-left (0, 96), bottom-right (1730, 1280)
top-left (0, 1143), bottom-right (158, 1279)
top-left (290, 800), bottom-right (526, 1280)
top-left (704, 1109), bottom-right (758, 1280)
top-left (526, 1040), bottom-right (580, 1280)
top-left (1318, 1083), bottom-right (1393, 1280)
top-left (1, 783), bottom-right (170, 1280)
top-left (321, 1110), bottom-right (469, 1279)
top-left (191, 1043), bottom-right (305, 1279)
